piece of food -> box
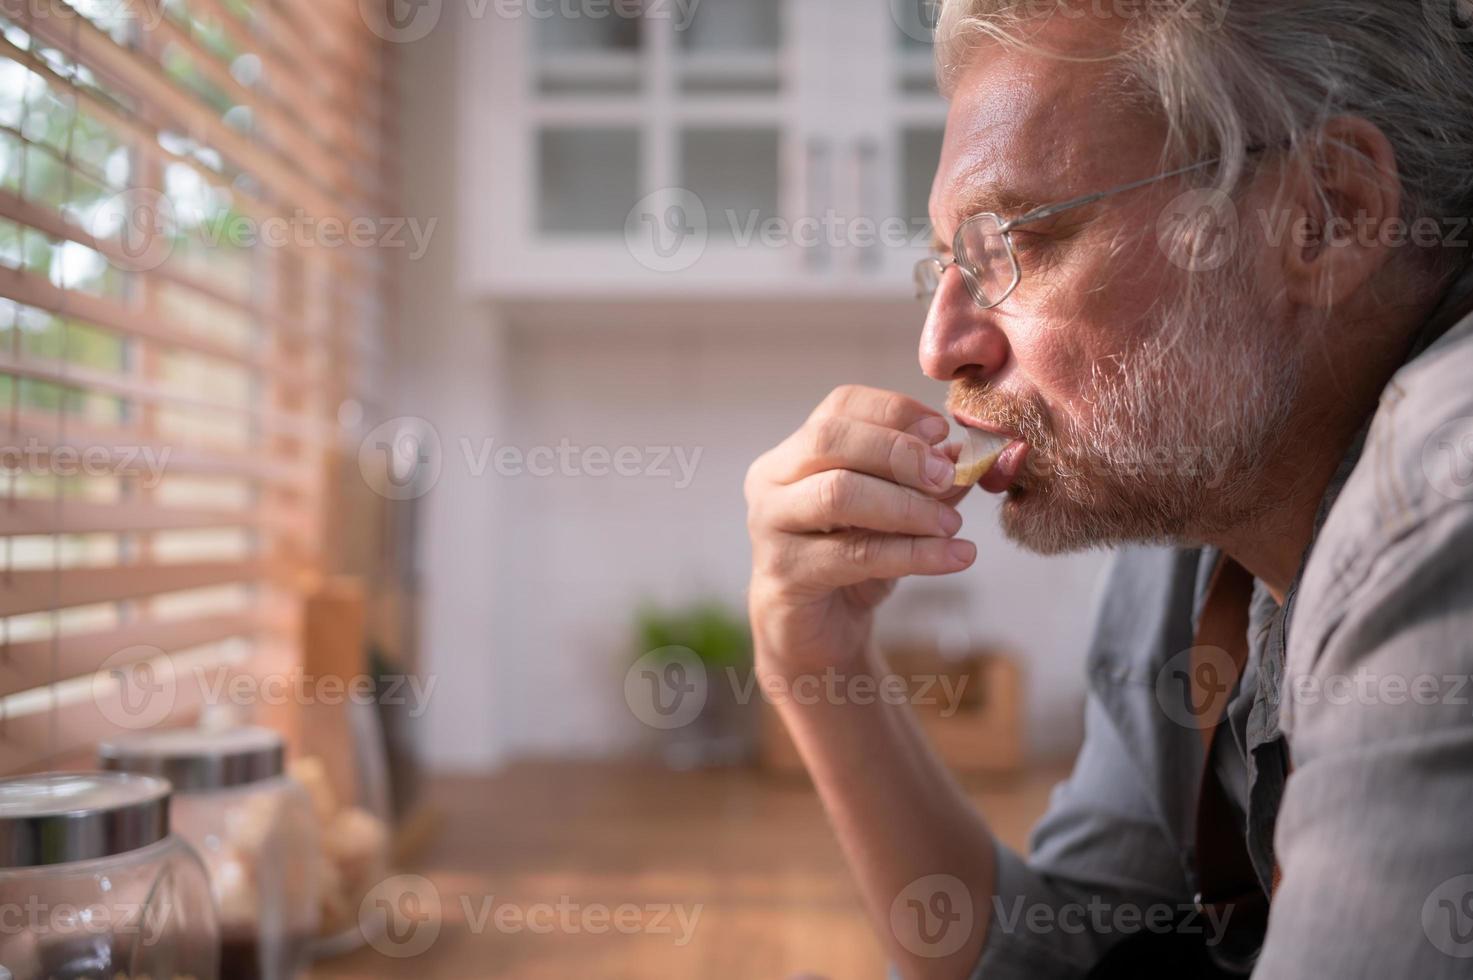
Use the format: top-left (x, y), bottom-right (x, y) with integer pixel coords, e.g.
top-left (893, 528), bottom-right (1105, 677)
top-left (953, 428), bottom-right (1012, 488)
top-left (289, 756), bottom-right (337, 824)
top-left (323, 806), bottom-right (389, 893)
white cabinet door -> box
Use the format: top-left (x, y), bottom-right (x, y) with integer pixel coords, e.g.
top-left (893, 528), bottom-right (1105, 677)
top-left (458, 0), bottom-right (948, 301)
top-left (823, 1), bottom-right (949, 295)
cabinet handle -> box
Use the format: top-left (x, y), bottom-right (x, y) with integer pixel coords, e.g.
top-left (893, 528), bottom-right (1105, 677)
top-left (855, 137), bottom-right (881, 271)
top-left (804, 137), bottom-right (831, 271)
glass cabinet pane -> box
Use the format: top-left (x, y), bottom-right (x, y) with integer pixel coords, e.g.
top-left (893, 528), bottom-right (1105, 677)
top-left (679, 0), bottom-right (782, 51)
top-left (538, 128), bottom-right (642, 235)
top-left (534, 6), bottom-right (644, 95)
top-left (678, 0), bottom-right (783, 95)
top-left (902, 126), bottom-right (944, 236)
top-left (680, 127), bottom-right (781, 243)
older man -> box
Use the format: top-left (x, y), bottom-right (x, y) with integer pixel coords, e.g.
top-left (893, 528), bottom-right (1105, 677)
top-left (744, 2), bottom-right (1473, 977)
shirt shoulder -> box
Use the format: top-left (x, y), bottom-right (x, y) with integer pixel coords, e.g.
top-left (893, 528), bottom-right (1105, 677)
top-left (1291, 311), bottom-right (1473, 673)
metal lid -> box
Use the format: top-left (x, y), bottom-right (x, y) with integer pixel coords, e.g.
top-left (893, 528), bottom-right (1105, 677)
top-left (99, 726), bottom-right (285, 792)
top-left (0, 772), bottom-right (171, 868)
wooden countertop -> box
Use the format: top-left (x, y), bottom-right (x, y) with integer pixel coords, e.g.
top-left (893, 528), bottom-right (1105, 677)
top-left (310, 761), bottom-right (1064, 980)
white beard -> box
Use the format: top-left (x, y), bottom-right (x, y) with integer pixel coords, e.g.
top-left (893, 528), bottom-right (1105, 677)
top-left (958, 258), bottom-right (1306, 555)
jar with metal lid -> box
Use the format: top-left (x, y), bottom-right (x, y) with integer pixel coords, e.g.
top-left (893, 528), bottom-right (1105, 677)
top-left (99, 728), bottom-right (320, 980)
top-left (0, 771), bottom-right (219, 980)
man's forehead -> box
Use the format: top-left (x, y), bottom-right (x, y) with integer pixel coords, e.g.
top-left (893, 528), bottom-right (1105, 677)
top-left (930, 33), bottom-right (1154, 239)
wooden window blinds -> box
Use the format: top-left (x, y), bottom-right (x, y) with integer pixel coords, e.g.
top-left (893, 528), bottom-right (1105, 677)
top-left (0, 0), bottom-right (397, 773)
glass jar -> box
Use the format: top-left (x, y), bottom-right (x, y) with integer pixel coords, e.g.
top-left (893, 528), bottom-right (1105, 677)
top-left (0, 771), bottom-right (219, 980)
top-left (286, 755), bottom-right (389, 957)
top-left (99, 727), bottom-right (320, 980)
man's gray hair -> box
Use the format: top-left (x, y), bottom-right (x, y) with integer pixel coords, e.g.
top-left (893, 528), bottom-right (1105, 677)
top-left (935, 0), bottom-right (1473, 277)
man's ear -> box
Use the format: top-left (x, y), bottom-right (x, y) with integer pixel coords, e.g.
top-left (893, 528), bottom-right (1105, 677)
top-left (1277, 115), bottom-right (1402, 311)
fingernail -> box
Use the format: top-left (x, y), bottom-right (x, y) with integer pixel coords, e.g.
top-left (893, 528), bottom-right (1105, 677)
top-left (925, 452), bottom-right (953, 487)
top-left (948, 540), bottom-right (977, 565)
top-left (938, 507), bottom-right (962, 536)
top-left (915, 417), bottom-right (948, 443)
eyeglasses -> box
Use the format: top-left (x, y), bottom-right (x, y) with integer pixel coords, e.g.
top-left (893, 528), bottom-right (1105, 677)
top-left (915, 156), bottom-right (1224, 310)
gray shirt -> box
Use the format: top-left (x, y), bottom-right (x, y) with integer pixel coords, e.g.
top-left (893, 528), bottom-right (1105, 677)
top-left (970, 274), bottom-right (1473, 978)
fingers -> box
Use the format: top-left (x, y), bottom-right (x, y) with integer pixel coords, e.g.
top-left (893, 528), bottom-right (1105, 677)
top-left (745, 386), bottom-right (979, 600)
top-left (808, 384), bottom-right (947, 436)
top-left (765, 416), bottom-right (955, 494)
top-left (760, 531), bottom-right (977, 589)
top-left (765, 469), bottom-right (963, 538)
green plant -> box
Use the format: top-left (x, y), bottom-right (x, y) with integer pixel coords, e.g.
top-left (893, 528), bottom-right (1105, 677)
top-left (634, 601), bottom-right (752, 671)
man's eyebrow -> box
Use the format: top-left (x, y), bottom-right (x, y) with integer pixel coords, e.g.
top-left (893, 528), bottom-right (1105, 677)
top-left (936, 185), bottom-right (1051, 246)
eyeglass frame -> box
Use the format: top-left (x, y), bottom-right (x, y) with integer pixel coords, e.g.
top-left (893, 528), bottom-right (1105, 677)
top-left (916, 155), bottom-right (1225, 310)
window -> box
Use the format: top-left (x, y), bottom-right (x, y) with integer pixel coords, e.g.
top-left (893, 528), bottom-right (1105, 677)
top-left (0, 0), bottom-right (394, 772)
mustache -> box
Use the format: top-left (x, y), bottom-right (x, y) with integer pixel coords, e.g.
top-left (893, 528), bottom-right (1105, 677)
top-left (946, 381), bottom-right (1057, 452)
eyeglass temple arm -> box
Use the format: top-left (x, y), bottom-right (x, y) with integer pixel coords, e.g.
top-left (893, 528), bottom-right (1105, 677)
top-left (1001, 156), bottom-right (1223, 232)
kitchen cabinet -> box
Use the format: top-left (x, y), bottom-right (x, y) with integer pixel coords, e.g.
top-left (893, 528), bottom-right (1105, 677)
top-left (459, 0), bottom-right (949, 299)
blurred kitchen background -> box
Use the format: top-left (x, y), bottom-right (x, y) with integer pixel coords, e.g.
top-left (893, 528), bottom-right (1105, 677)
top-left (0, 0), bottom-right (1108, 977)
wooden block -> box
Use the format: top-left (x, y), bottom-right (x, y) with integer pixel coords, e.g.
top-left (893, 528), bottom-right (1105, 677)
top-left (299, 578), bottom-right (369, 810)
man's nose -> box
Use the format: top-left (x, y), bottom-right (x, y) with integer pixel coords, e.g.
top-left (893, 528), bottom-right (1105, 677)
top-left (918, 266), bottom-right (1011, 383)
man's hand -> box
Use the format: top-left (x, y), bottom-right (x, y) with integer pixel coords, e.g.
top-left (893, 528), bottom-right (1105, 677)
top-left (744, 385), bottom-right (977, 676)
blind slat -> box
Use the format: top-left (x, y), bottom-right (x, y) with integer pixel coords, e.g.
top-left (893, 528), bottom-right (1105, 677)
top-left (0, 656), bottom-right (226, 772)
top-left (1, 0), bottom-right (393, 776)
top-left (0, 33), bottom-right (277, 222)
top-left (6, 409), bottom-right (312, 484)
top-left (0, 612), bottom-right (258, 697)
top-left (1, 0), bottom-right (343, 216)
top-left (0, 352), bottom-right (328, 443)
top-left (0, 265), bottom-right (271, 374)
top-left (0, 191), bottom-right (320, 359)
top-left (2, 560), bottom-right (263, 617)
top-left (0, 498), bottom-right (258, 535)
